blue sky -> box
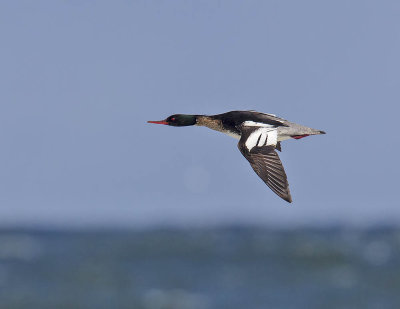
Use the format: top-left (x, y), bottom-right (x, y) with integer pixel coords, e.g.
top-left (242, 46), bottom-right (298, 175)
top-left (0, 1), bottom-right (399, 228)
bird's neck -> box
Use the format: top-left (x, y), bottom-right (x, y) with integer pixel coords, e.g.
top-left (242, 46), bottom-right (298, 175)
top-left (196, 115), bottom-right (222, 131)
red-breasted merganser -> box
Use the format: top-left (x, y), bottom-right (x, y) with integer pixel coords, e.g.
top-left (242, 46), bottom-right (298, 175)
top-left (148, 110), bottom-right (325, 203)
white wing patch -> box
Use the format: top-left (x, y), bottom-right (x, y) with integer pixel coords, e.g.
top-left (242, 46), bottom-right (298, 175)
top-left (258, 131), bottom-right (267, 146)
top-left (267, 129), bottom-right (278, 146)
top-left (243, 121), bottom-right (274, 128)
top-left (245, 128), bottom-right (278, 151)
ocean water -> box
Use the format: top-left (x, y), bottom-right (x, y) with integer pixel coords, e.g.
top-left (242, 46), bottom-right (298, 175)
top-left (0, 227), bottom-right (399, 309)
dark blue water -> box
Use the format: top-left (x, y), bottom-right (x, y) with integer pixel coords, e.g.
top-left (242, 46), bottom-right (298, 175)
top-left (0, 227), bottom-right (399, 309)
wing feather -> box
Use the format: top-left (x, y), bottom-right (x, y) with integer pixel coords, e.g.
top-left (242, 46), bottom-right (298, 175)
top-left (238, 126), bottom-right (292, 203)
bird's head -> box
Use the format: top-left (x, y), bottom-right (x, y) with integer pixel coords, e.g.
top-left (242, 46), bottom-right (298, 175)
top-left (148, 114), bottom-right (197, 127)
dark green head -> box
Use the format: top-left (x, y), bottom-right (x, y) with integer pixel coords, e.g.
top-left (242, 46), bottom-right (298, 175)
top-left (148, 114), bottom-right (197, 127)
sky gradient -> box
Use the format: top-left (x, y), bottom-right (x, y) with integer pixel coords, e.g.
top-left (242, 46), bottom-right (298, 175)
top-left (1, 1), bottom-right (399, 228)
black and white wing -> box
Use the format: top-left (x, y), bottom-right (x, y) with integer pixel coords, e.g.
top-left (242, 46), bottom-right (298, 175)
top-left (238, 124), bottom-right (292, 203)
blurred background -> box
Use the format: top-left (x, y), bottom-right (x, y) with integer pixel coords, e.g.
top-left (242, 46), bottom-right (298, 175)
top-left (0, 0), bottom-right (399, 308)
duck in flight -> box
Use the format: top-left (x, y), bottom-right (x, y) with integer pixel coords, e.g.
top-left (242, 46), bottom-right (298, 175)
top-left (148, 110), bottom-right (325, 203)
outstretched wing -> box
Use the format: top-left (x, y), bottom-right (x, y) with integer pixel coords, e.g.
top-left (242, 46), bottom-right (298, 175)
top-left (238, 125), bottom-right (292, 203)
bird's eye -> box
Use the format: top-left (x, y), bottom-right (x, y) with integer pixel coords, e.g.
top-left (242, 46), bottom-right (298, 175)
top-left (171, 117), bottom-right (175, 121)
